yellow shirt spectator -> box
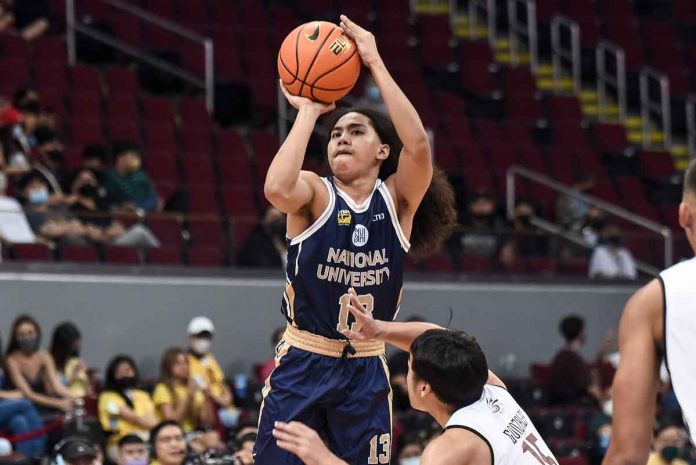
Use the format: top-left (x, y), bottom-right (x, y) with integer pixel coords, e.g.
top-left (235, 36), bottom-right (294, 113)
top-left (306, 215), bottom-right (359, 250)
top-left (98, 389), bottom-right (156, 448)
top-left (152, 382), bottom-right (205, 433)
top-left (187, 353), bottom-right (227, 398)
top-left (62, 357), bottom-right (90, 397)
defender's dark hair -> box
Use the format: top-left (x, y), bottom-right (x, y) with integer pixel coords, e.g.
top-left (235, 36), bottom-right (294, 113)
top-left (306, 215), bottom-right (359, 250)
top-left (410, 329), bottom-right (488, 408)
top-left (326, 108), bottom-right (457, 259)
top-left (559, 315), bottom-right (585, 343)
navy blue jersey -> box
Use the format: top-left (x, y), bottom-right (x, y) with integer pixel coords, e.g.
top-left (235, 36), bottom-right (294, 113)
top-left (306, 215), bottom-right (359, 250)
top-left (281, 177), bottom-right (409, 339)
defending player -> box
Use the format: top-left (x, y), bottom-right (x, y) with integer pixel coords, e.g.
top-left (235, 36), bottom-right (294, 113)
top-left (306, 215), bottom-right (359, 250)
top-left (255, 14), bottom-right (456, 465)
top-left (273, 289), bottom-right (559, 465)
top-left (603, 159), bottom-right (696, 464)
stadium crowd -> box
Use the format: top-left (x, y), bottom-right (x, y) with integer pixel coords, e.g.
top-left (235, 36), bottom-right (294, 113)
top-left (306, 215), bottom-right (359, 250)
top-left (0, 312), bottom-right (689, 465)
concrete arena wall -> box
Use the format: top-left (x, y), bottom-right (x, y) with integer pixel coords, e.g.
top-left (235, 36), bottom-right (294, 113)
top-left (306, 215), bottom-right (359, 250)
top-left (0, 271), bottom-right (638, 379)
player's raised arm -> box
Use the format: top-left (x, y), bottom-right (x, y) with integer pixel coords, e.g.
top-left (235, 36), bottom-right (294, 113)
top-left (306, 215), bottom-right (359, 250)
top-left (264, 84), bottom-right (335, 214)
top-left (602, 279), bottom-right (663, 465)
top-left (339, 15), bottom-right (433, 212)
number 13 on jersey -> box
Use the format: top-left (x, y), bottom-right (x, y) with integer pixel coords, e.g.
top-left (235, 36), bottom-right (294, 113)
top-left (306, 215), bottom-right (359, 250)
top-left (337, 292), bottom-right (374, 332)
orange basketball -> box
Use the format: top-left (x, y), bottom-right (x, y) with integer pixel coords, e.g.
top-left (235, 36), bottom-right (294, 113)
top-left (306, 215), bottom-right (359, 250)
top-left (278, 21), bottom-right (362, 104)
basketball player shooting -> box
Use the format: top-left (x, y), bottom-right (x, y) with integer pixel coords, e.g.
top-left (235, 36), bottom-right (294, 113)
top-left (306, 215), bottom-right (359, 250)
top-left (603, 159), bottom-right (696, 464)
top-left (272, 288), bottom-right (560, 465)
top-left (254, 14), bottom-right (456, 465)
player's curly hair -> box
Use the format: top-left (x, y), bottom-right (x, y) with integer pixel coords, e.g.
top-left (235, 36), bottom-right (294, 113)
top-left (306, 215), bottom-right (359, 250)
top-left (326, 108), bottom-right (457, 259)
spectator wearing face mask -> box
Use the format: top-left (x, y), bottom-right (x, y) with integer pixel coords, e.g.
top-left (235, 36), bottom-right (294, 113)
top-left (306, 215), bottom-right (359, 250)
top-left (460, 192), bottom-right (503, 258)
top-left (0, 169), bottom-right (36, 250)
top-left (32, 125), bottom-right (70, 198)
top-left (69, 168), bottom-right (160, 248)
top-left (588, 223), bottom-right (637, 280)
top-left (237, 206), bottom-right (287, 268)
top-left (20, 171), bottom-right (87, 245)
top-left (647, 421), bottom-right (691, 465)
top-left (396, 435), bottom-right (424, 465)
top-left (98, 355), bottom-right (157, 461)
top-left (49, 322), bottom-right (91, 398)
top-left (498, 199), bottom-right (550, 269)
top-left (349, 76), bottom-right (388, 114)
top-left (116, 435), bottom-right (148, 465)
top-left (105, 142), bottom-right (159, 213)
top-left (4, 314), bottom-right (76, 414)
top-left (0, 332), bottom-right (46, 458)
top-left (555, 173), bottom-right (595, 232)
top-left (186, 317), bottom-right (238, 430)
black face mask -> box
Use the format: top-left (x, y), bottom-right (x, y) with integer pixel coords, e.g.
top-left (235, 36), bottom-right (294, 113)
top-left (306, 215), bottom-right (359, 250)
top-left (587, 218), bottom-right (606, 230)
top-left (78, 184), bottom-right (98, 199)
top-left (70, 348), bottom-right (80, 358)
top-left (17, 335), bottom-right (38, 353)
top-left (47, 149), bottom-right (64, 163)
top-left (115, 376), bottom-right (138, 389)
top-left (605, 236), bottom-right (623, 247)
top-left (472, 213), bottom-right (493, 222)
top-left (516, 215), bottom-right (532, 226)
top-left (660, 446), bottom-right (681, 462)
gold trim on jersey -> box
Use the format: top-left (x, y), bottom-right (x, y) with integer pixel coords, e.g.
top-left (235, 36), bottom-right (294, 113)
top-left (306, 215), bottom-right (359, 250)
top-left (257, 340), bottom-right (292, 428)
top-left (283, 324), bottom-right (385, 358)
top-left (378, 354), bottom-right (394, 435)
top-left (283, 281), bottom-right (298, 327)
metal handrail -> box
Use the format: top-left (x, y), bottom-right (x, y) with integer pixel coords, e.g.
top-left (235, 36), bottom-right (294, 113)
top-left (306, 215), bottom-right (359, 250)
top-left (66, 0), bottom-right (215, 113)
top-left (640, 67), bottom-right (672, 149)
top-left (467, 0), bottom-right (497, 46)
top-left (530, 216), bottom-right (661, 276)
top-left (508, 0), bottom-right (538, 73)
top-left (596, 41), bottom-right (627, 122)
top-left (506, 165), bottom-right (673, 269)
top-left (687, 95), bottom-right (695, 160)
top-left (551, 15), bottom-right (580, 94)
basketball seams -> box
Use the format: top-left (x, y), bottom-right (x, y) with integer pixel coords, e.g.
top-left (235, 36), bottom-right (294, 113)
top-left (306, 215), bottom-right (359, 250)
top-left (298, 25), bottom-right (336, 97)
top-left (279, 56), bottom-right (357, 92)
top-left (309, 45), bottom-right (360, 101)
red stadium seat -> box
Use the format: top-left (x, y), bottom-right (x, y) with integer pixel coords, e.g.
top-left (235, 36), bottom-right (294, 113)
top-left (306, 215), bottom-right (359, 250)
top-left (187, 186), bottom-right (220, 214)
top-left (107, 95), bottom-right (139, 123)
top-left (33, 36), bottom-right (67, 64)
top-left (69, 93), bottom-right (103, 121)
top-left (188, 219), bottom-right (225, 248)
top-left (106, 68), bottom-right (139, 96)
top-left (147, 247), bottom-right (182, 265)
top-left (221, 186), bottom-right (258, 216)
top-left (0, 34), bottom-right (29, 60)
top-left (219, 158), bottom-right (254, 186)
top-left (69, 65), bottom-right (103, 93)
top-left (188, 246), bottom-right (224, 267)
top-left (148, 217), bottom-right (185, 248)
top-left (61, 245), bottom-right (100, 263)
top-left (12, 244), bottom-right (52, 261)
top-left (640, 150), bottom-right (676, 181)
top-left (593, 123), bottom-right (628, 153)
top-left (145, 153), bottom-right (180, 184)
top-left (181, 127), bottom-right (213, 154)
top-left (182, 156), bottom-right (216, 185)
top-left (35, 62), bottom-right (68, 92)
top-left (105, 246), bottom-right (141, 265)
top-left (142, 97), bottom-right (176, 125)
top-left (216, 130), bottom-right (247, 158)
top-left (144, 124), bottom-right (177, 152)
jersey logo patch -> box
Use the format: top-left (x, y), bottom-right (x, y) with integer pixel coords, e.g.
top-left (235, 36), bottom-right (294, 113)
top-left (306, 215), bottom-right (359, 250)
top-left (352, 224), bottom-right (369, 247)
top-left (338, 210), bottom-right (352, 226)
top-left (487, 397), bottom-right (503, 414)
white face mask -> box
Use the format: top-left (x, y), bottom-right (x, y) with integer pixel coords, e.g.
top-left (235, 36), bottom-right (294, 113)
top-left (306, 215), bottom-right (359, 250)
top-left (400, 458), bottom-right (420, 465)
top-left (191, 338), bottom-right (211, 354)
top-left (602, 399), bottom-right (613, 417)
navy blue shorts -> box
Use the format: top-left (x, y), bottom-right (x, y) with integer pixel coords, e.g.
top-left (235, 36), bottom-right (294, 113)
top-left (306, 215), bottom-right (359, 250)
top-left (253, 340), bottom-right (393, 465)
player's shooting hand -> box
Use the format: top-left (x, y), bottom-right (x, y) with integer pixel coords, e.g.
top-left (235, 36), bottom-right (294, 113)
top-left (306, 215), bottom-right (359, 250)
top-left (273, 421), bottom-right (338, 465)
top-left (339, 15), bottom-right (381, 69)
top-left (341, 287), bottom-right (382, 341)
top-left (279, 79), bottom-right (336, 115)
